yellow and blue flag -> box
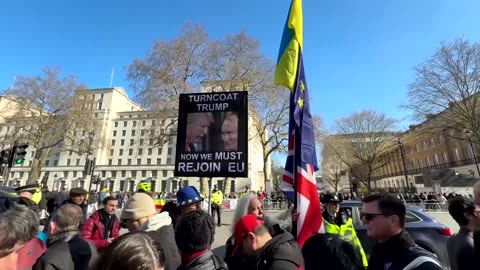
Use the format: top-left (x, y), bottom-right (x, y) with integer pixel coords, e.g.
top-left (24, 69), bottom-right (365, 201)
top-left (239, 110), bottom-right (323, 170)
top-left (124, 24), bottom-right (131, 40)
top-left (274, 0), bottom-right (323, 248)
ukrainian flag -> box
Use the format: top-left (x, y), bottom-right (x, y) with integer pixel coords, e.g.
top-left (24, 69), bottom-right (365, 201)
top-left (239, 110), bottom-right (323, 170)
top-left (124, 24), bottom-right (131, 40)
top-left (274, 0), bottom-right (303, 91)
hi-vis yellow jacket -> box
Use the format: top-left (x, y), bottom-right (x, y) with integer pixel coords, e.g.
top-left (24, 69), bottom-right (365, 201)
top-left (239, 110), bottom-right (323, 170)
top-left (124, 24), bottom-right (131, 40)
top-left (323, 217), bottom-right (368, 267)
top-left (211, 190), bottom-right (223, 205)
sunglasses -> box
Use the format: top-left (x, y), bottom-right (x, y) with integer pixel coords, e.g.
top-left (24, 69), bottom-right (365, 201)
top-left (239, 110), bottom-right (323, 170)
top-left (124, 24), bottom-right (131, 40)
top-left (361, 212), bottom-right (393, 221)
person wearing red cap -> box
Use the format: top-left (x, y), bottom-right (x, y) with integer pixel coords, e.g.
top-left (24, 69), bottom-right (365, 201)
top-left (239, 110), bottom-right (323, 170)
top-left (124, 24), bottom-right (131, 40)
top-left (232, 214), bottom-right (303, 270)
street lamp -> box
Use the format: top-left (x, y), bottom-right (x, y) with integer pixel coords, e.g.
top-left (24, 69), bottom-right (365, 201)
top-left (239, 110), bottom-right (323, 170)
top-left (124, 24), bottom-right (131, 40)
top-left (397, 139), bottom-right (409, 193)
top-left (462, 129), bottom-right (480, 177)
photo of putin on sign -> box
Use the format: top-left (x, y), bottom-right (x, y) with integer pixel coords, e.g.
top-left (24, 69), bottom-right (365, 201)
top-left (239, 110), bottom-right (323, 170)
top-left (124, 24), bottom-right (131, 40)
top-left (221, 112), bottom-right (238, 151)
top-left (185, 112), bottom-right (214, 152)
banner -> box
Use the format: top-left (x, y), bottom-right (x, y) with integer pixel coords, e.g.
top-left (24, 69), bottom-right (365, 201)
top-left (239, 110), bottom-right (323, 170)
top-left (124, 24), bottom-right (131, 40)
top-left (174, 91), bottom-right (248, 177)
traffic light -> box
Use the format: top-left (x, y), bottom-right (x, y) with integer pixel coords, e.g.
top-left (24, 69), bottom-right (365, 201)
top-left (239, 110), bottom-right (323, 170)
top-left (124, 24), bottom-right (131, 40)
top-left (0, 149), bottom-right (11, 164)
top-left (13, 144), bottom-right (28, 164)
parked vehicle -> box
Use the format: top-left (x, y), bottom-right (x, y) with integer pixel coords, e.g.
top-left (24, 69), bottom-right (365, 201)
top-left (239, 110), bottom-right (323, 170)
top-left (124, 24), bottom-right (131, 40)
top-left (339, 200), bottom-right (451, 267)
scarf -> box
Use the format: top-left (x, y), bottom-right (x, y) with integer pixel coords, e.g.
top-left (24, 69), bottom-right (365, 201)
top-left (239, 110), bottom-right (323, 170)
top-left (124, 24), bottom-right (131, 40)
top-left (99, 208), bottom-right (116, 239)
top-left (181, 249), bottom-right (208, 264)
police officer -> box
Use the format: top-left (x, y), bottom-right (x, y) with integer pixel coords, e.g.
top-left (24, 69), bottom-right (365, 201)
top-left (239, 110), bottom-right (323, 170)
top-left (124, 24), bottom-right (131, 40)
top-left (211, 185), bottom-right (223, 227)
top-left (15, 184), bottom-right (40, 213)
top-left (321, 193), bottom-right (368, 268)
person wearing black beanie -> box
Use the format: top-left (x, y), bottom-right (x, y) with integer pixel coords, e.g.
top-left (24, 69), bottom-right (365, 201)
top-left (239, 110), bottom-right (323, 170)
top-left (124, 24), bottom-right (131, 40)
top-left (175, 210), bottom-right (227, 270)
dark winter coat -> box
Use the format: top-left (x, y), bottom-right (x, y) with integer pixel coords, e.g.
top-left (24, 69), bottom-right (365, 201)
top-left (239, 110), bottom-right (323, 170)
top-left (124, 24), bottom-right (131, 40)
top-left (257, 230), bottom-right (304, 270)
top-left (368, 231), bottom-right (445, 270)
top-left (178, 250), bottom-right (228, 270)
top-left (447, 227), bottom-right (475, 270)
top-left (32, 233), bottom-right (98, 270)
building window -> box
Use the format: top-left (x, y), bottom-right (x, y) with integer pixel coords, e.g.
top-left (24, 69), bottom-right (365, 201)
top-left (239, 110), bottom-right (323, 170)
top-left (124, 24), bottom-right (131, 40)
top-left (67, 159), bottom-right (71, 166)
top-left (148, 148), bottom-right (152, 155)
top-left (118, 159), bottom-right (122, 165)
top-left (110, 149), bottom-right (114, 156)
top-left (141, 130), bottom-right (145, 136)
top-left (130, 139), bottom-right (134, 146)
top-left (454, 148), bottom-right (460, 161)
top-left (122, 130), bottom-right (126, 136)
top-left (115, 122), bottom-right (118, 127)
top-left (121, 139), bottom-right (125, 146)
top-left (147, 158), bottom-right (151, 165)
top-left (127, 159), bottom-right (132, 165)
top-left (129, 149), bottom-right (133, 156)
top-left (140, 139), bottom-right (144, 145)
top-left (157, 158), bottom-right (161, 165)
top-left (119, 149), bottom-right (124, 156)
top-left (73, 171), bottom-right (77, 177)
top-left (53, 160), bottom-right (58, 166)
top-left (112, 171), bottom-right (117, 178)
top-left (113, 131), bottom-right (117, 136)
top-left (163, 171), bottom-right (167, 177)
top-left (168, 148), bottom-right (172, 155)
top-left (131, 130), bottom-right (136, 136)
top-left (439, 134), bottom-right (445, 143)
top-left (132, 171), bottom-right (137, 178)
top-left (167, 158), bottom-right (172, 165)
top-left (142, 120), bottom-right (146, 127)
top-left (45, 160), bottom-right (50, 166)
top-left (152, 171), bottom-right (157, 177)
top-left (149, 139), bottom-right (154, 145)
top-left (133, 121), bottom-right (137, 127)
top-left (112, 140), bottom-right (115, 146)
top-left (121, 170), bottom-right (126, 177)
top-left (124, 121), bottom-right (127, 127)
top-left (98, 102), bottom-right (103, 110)
top-left (137, 159), bottom-right (141, 165)
top-left (76, 159), bottom-right (80, 165)
top-left (158, 148), bottom-right (162, 155)
top-left (102, 171), bottom-right (106, 177)
top-left (142, 170), bottom-right (147, 177)
top-left (108, 159), bottom-right (112, 165)
top-left (138, 149), bottom-right (143, 155)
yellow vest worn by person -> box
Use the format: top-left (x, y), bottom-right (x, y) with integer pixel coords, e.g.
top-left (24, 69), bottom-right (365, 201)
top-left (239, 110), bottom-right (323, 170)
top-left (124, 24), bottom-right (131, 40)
top-left (323, 217), bottom-right (369, 267)
top-left (211, 190), bottom-right (223, 205)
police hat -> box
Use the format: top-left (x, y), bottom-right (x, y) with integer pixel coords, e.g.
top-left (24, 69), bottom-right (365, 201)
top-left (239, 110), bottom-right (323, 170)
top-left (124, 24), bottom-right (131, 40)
top-left (321, 193), bottom-right (341, 204)
top-left (14, 184), bottom-right (40, 193)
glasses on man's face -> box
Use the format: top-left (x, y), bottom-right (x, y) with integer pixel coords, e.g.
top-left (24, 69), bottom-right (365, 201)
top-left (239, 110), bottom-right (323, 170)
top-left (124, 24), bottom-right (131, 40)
top-left (361, 212), bottom-right (392, 221)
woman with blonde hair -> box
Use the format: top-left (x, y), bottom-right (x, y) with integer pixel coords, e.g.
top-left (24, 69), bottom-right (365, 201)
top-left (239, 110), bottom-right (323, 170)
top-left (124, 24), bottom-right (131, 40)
top-left (224, 193), bottom-right (293, 270)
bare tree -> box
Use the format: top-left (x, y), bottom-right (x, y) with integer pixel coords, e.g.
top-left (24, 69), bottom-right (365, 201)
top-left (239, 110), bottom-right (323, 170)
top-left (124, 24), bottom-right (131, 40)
top-left (249, 84), bottom-right (290, 190)
top-left (1, 67), bottom-right (90, 184)
top-left (270, 162), bottom-right (284, 194)
top-left (333, 110), bottom-right (397, 191)
top-left (127, 23), bottom-right (291, 192)
top-left (321, 140), bottom-right (346, 192)
top-left (405, 38), bottom-right (480, 143)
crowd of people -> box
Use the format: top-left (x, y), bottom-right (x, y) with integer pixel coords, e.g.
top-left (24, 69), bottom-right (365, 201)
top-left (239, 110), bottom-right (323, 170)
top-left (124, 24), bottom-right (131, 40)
top-left (1, 181), bottom-right (480, 270)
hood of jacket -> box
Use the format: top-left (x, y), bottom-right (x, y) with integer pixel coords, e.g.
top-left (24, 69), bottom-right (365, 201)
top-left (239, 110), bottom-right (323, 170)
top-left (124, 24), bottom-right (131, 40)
top-left (257, 230), bottom-right (303, 269)
top-left (139, 211), bottom-right (172, 232)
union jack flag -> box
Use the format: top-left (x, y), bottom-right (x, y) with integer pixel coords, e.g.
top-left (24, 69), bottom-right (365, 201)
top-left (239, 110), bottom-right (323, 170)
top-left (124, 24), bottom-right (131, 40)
top-left (275, 0), bottom-right (323, 248)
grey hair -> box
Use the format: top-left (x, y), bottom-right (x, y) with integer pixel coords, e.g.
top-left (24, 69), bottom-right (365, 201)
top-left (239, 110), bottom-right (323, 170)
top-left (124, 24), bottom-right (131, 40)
top-left (51, 204), bottom-right (83, 231)
top-left (231, 193), bottom-right (259, 232)
top-left (0, 204), bottom-right (39, 258)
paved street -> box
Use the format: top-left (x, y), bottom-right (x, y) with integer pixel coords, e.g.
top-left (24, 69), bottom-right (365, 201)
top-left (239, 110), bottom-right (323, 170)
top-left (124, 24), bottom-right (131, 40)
top-left (118, 209), bottom-right (459, 259)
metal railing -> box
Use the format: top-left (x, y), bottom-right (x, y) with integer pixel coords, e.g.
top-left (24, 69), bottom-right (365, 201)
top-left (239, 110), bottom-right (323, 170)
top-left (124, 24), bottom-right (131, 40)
top-left (406, 201), bottom-right (448, 212)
